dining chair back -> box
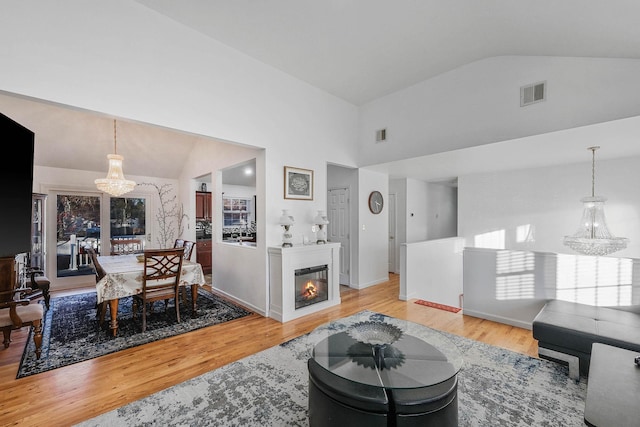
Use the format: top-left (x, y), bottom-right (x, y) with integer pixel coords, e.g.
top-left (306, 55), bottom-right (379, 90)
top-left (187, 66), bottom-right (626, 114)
top-left (86, 246), bottom-right (110, 325)
top-left (173, 239), bottom-right (185, 248)
top-left (133, 248), bottom-right (184, 332)
top-left (85, 246), bottom-right (106, 282)
top-left (110, 238), bottom-right (143, 255)
top-left (182, 240), bottom-right (195, 261)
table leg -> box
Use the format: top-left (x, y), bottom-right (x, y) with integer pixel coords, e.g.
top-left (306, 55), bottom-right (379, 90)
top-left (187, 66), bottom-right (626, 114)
top-left (191, 284), bottom-right (198, 312)
top-left (109, 299), bottom-right (119, 337)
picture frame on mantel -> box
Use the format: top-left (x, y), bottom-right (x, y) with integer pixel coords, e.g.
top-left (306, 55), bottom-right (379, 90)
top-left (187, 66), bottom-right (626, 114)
top-left (284, 166), bottom-right (313, 200)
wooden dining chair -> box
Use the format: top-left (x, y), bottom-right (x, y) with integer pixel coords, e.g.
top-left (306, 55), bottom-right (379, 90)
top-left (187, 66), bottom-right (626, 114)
top-left (179, 240), bottom-right (197, 304)
top-left (0, 288), bottom-right (44, 359)
top-left (85, 247), bottom-right (106, 282)
top-left (133, 248), bottom-right (184, 332)
top-left (173, 239), bottom-right (185, 249)
top-left (86, 247), bottom-right (111, 325)
top-left (110, 238), bottom-right (143, 255)
top-left (182, 240), bottom-right (195, 261)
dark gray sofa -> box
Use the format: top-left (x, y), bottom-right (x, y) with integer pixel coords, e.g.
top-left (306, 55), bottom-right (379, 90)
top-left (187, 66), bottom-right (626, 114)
top-left (532, 299), bottom-right (640, 379)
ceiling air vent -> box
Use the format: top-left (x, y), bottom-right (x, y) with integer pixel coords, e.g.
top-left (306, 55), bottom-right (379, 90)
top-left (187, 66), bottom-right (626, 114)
top-left (520, 81), bottom-right (546, 107)
top-left (375, 128), bottom-right (387, 142)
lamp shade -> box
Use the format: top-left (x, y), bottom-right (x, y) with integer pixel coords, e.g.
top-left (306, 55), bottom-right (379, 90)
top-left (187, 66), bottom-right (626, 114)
top-left (279, 209), bottom-right (294, 226)
top-left (314, 210), bottom-right (329, 225)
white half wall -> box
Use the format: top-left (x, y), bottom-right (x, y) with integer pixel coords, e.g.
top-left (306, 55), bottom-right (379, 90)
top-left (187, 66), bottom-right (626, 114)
top-left (400, 237), bottom-right (465, 307)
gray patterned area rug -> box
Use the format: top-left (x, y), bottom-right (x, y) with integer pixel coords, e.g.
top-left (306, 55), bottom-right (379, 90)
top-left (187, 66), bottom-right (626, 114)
top-left (77, 310), bottom-right (587, 427)
top-left (18, 289), bottom-right (252, 378)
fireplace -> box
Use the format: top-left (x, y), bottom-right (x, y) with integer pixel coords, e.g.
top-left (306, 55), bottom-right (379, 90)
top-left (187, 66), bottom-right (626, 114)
top-left (295, 265), bottom-right (328, 309)
top-left (268, 243), bottom-right (341, 322)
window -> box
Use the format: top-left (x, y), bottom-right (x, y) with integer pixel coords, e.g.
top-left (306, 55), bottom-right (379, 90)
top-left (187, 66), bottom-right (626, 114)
top-left (110, 197), bottom-right (146, 239)
top-left (223, 197), bottom-right (251, 226)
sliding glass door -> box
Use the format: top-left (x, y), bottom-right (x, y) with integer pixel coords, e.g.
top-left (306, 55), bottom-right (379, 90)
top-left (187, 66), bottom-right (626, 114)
top-left (54, 192), bottom-right (148, 278)
top-left (56, 194), bottom-right (101, 278)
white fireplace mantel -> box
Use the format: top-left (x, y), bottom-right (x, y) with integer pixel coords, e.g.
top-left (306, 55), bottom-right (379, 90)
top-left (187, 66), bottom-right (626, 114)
top-left (268, 243), bottom-right (341, 322)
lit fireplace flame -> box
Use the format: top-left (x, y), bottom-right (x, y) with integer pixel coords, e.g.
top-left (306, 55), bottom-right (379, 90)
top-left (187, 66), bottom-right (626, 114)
top-left (302, 281), bottom-right (318, 300)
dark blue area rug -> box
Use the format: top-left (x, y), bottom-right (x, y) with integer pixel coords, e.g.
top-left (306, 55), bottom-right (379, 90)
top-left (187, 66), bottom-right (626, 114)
top-left (17, 289), bottom-right (252, 378)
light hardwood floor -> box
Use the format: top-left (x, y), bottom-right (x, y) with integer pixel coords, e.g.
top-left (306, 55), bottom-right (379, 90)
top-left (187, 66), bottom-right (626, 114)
top-left (0, 273), bottom-right (539, 426)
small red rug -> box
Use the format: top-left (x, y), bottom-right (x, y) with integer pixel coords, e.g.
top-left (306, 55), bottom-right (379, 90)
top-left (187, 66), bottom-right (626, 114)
top-left (415, 300), bottom-right (461, 313)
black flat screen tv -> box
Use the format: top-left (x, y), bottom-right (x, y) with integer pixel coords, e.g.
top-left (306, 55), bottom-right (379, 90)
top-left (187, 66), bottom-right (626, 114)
top-left (0, 112), bottom-right (34, 259)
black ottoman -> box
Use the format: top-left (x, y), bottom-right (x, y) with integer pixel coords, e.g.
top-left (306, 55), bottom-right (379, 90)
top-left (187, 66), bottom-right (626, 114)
top-left (308, 358), bottom-right (389, 427)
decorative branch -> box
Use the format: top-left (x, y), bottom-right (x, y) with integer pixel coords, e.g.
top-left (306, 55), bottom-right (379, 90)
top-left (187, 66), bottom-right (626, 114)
top-left (139, 182), bottom-right (189, 248)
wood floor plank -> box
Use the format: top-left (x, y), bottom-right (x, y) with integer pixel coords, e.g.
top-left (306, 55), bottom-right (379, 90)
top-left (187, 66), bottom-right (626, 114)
top-left (0, 273), bottom-right (538, 426)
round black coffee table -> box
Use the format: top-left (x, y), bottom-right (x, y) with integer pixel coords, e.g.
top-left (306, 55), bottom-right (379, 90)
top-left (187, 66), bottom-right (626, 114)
top-left (308, 320), bottom-right (462, 427)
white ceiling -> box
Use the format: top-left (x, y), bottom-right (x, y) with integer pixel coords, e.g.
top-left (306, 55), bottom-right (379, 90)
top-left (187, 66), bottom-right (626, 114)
top-left (137, 0), bottom-right (640, 105)
top-left (4, 1), bottom-right (640, 183)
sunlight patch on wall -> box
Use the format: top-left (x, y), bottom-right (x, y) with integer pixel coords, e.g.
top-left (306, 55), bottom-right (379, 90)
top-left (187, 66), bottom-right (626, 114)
top-left (516, 224), bottom-right (535, 243)
top-left (495, 250), bottom-right (535, 300)
top-left (474, 229), bottom-right (505, 249)
top-left (556, 254), bottom-right (633, 306)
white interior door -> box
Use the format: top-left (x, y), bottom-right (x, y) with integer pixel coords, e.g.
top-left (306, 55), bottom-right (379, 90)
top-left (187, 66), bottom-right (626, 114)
top-left (388, 193), bottom-right (397, 273)
top-left (328, 187), bottom-right (350, 285)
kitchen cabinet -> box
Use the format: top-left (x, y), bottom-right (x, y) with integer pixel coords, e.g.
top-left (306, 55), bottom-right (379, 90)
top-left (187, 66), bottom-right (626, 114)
top-left (196, 191), bottom-right (212, 220)
top-left (197, 239), bottom-right (212, 274)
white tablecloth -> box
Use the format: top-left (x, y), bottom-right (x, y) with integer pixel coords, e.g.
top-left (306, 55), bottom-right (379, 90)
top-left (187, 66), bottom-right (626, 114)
top-left (96, 254), bottom-right (206, 303)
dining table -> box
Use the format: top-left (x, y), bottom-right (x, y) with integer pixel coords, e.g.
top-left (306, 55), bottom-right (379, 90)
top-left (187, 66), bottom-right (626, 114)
top-left (96, 253), bottom-right (206, 336)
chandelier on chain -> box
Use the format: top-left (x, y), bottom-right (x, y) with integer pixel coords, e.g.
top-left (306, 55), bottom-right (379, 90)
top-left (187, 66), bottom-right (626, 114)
top-left (94, 119), bottom-right (136, 197)
top-left (563, 146), bottom-right (628, 256)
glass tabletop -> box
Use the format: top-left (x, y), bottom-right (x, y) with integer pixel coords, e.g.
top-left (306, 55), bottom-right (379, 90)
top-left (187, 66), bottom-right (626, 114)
top-left (311, 319), bottom-right (462, 390)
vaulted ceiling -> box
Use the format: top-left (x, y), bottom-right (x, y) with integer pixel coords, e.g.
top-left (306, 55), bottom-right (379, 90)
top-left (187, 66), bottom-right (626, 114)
top-left (137, 0), bottom-right (640, 105)
top-left (3, 1), bottom-right (640, 181)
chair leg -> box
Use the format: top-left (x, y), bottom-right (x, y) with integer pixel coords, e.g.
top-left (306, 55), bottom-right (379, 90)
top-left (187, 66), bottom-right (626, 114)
top-left (176, 297), bottom-right (180, 324)
top-left (98, 302), bottom-right (108, 325)
top-left (142, 301), bottom-right (147, 332)
top-left (32, 320), bottom-right (43, 359)
top-left (2, 327), bottom-right (11, 348)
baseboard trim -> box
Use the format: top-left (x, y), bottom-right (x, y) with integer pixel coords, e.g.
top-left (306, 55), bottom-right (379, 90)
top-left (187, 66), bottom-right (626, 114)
top-left (462, 309), bottom-right (532, 330)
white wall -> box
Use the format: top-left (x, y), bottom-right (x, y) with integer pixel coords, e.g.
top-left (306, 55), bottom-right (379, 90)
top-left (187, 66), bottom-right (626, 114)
top-left (458, 154), bottom-right (640, 259)
top-left (427, 183), bottom-right (457, 240)
top-left (463, 247), bottom-right (640, 328)
top-left (400, 237), bottom-right (465, 306)
top-left (357, 168), bottom-right (389, 288)
top-left (405, 178), bottom-right (429, 243)
top-left (359, 56), bottom-right (640, 166)
top-left (0, 2), bottom-right (360, 317)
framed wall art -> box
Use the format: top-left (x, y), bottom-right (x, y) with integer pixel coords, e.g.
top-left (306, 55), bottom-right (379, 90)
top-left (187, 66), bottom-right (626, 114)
top-left (284, 166), bottom-right (313, 200)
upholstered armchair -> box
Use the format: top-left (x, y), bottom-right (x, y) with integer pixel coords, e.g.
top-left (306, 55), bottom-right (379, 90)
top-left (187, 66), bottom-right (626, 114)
top-left (0, 288), bottom-right (44, 359)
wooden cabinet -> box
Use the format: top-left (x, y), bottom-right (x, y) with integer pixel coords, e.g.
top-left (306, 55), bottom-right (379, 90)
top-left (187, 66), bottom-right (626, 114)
top-left (197, 239), bottom-right (212, 274)
top-left (196, 191), bottom-right (212, 220)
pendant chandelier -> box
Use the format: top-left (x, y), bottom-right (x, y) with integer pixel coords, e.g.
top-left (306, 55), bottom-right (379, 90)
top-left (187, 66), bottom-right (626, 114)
top-left (563, 146), bottom-right (628, 256)
top-left (94, 119), bottom-right (136, 197)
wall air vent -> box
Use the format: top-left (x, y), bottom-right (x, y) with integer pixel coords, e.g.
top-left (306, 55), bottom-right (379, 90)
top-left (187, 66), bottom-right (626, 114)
top-left (375, 128), bottom-right (387, 142)
top-left (520, 81), bottom-right (546, 107)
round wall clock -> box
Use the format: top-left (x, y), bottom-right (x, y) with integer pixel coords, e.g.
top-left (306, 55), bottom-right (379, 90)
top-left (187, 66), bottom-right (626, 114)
top-left (368, 191), bottom-right (384, 214)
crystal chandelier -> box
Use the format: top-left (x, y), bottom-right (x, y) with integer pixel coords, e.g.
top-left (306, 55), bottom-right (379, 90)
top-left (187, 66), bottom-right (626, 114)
top-left (563, 146), bottom-right (628, 256)
top-left (95, 120), bottom-right (136, 197)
